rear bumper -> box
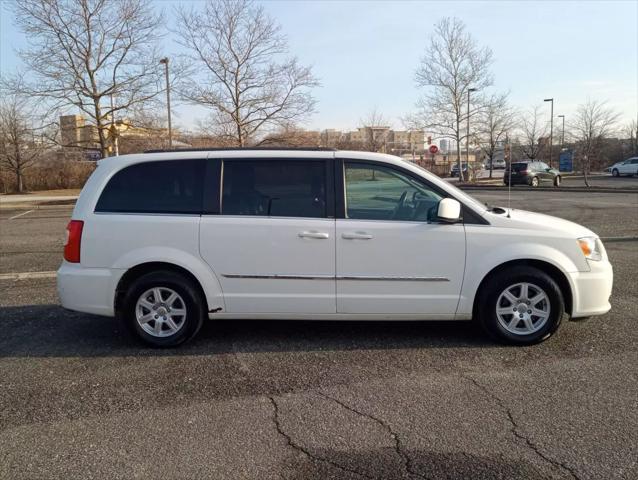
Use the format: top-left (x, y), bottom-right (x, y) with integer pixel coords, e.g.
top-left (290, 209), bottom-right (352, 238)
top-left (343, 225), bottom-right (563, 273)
top-left (504, 175), bottom-right (531, 185)
top-left (568, 259), bottom-right (613, 318)
top-left (57, 263), bottom-right (125, 317)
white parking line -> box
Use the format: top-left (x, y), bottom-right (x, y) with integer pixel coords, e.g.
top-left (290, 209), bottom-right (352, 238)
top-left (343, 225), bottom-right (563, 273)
top-left (9, 210), bottom-right (34, 220)
top-left (0, 271), bottom-right (57, 281)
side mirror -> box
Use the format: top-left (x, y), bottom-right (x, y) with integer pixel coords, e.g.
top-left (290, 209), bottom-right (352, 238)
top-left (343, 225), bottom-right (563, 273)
top-left (437, 198), bottom-right (461, 223)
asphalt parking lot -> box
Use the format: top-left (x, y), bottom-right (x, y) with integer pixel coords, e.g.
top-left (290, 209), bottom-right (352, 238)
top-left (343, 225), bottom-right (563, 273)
top-left (1, 189), bottom-right (637, 479)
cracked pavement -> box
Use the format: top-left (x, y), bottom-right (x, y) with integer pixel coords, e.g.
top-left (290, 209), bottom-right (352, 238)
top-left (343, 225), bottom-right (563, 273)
top-left (1, 190), bottom-right (637, 479)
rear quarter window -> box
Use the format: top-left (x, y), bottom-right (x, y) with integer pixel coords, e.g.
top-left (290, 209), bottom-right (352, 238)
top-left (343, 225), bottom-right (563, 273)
top-left (95, 159), bottom-right (204, 214)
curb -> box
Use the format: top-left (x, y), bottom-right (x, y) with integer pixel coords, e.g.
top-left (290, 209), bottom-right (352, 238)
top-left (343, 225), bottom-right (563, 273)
top-left (458, 186), bottom-right (638, 194)
top-left (600, 236), bottom-right (638, 243)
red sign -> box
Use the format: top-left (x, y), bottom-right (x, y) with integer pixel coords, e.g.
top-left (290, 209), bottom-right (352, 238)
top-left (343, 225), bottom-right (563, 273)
top-left (429, 145), bottom-right (439, 154)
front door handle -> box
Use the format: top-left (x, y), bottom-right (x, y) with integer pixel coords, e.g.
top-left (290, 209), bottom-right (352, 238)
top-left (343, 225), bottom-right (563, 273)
top-left (342, 232), bottom-right (373, 240)
top-left (298, 231), bottom-right (330, 239)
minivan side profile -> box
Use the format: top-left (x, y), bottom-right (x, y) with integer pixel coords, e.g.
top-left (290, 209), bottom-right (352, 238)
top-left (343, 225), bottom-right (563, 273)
top-left (57, 149), bottom-right (613, 347)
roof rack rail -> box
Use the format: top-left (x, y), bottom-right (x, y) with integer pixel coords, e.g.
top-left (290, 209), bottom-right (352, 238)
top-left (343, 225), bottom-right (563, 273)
top-left (143, 147), bottom-right (337, 154)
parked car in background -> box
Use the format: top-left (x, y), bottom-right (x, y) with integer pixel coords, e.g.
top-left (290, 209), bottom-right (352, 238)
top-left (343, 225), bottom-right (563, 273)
top-left (486, 158), bottom-right (506, 169)
top-left (58, 149), bottom-right (612, 348)
top-left (504, 161), bottom-right (561, 187)
top-left (450, 162), bottom-right (469, 177)
top-left (608, 157), bottom-right (638, 177)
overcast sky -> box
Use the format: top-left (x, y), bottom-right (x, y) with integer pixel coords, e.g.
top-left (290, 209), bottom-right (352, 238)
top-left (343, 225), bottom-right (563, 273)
top-left (1, 0), bottom-right (637, 132)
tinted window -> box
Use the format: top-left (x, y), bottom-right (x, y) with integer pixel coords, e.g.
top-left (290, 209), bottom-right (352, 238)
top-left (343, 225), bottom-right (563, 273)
top-left (221, 160), bottom-right (327, 218)
top-left (344, 162), bottom-right (442, 221)
top-left (96, 160), bottom-right (204, 214)
top-left (511, 162), bottom-right (529, 172)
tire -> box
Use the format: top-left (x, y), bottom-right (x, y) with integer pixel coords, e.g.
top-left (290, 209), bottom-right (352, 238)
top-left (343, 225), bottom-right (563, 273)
top-left (554, 175), bottom-right (561, 187)
top-left (477, 266), bottom-right (565, 345)
top-left (612, 168), bottom-right (619, 177)
top-left (121, 270), bottom-right (205, 347)
top-left (530, 176), bottom-right (539, 187)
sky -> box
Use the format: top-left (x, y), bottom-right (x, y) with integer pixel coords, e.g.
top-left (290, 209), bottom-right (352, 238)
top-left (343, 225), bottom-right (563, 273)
top-left (1, 0), bottom-right (637, 132)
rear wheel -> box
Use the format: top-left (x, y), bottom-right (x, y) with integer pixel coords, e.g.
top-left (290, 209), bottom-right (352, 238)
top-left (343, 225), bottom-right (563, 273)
top-left (530, 176), bottom-right (539, 187)
top-left (121, 270), bottom-right (205, 347)
top-left (477, 266), bottom-right (564, 345)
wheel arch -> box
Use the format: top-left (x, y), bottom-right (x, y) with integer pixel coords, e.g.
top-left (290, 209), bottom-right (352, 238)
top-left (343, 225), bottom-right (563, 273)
top-left (471, 259), bottom-right (573, 319)
top-left (115, 261), bottom-right (221, 316)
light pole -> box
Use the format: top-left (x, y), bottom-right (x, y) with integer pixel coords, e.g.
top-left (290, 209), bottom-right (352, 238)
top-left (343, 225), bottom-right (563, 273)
top-left (159, 57), bottom-right (173, 149)
top-left (557, 114), bottom-right (565, 149)
top-left (465, 87), bottom-right (477, 181)
top-left (544, 98), bottom-right (554, 168)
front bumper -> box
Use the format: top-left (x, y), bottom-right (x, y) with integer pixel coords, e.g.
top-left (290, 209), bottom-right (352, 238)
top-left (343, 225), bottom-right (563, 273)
top-left (57, 263), bottom-right (125, 317)
top-left (568, 259), bottom-right (613, 318)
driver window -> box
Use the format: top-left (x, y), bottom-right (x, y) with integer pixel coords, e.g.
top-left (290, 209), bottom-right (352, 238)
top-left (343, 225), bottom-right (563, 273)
top-left (344, 162), bottom-right (442, 221)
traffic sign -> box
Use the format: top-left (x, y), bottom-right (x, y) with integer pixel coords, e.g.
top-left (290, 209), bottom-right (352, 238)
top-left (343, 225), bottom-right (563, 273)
top-left (429, 145), bottom-right (439, 154)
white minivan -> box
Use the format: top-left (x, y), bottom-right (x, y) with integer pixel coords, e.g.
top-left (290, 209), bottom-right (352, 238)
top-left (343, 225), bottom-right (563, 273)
top-left (57, 149), bottom-right (613, 347)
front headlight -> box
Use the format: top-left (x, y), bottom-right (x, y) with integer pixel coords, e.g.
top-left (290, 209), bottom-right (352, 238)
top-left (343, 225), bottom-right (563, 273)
top-left (578, 237), bottom-right (602, 261)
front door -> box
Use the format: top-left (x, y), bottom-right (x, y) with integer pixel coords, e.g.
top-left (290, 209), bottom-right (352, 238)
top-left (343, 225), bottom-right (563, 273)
top-left (336, 161), bottom-right (466, 316)
top-left (199, 157), bottom-right (336, 314)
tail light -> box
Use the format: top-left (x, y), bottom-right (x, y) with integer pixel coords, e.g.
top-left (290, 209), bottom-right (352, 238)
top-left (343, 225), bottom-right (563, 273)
top-left (64, 220), bottom-right (84, 263)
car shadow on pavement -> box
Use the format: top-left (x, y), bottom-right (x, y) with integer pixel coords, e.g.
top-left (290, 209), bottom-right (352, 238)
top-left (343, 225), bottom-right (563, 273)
top-left (0, 304), bottom-right (496, 358)
top-left (283, 447), bottom-right (549, 480)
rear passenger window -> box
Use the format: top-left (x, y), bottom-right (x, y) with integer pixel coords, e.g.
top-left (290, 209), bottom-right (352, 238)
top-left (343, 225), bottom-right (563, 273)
top-left (95, 160), bottom-right (204, 214)
top-left (222, 160), bottom-right (327, 218)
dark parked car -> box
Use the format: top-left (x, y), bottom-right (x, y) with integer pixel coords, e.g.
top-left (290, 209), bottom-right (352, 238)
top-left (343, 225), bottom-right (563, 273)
top-left (504, 161), bottom-right (561, 187)
top-left (450, 163), bottom-right (471, 177)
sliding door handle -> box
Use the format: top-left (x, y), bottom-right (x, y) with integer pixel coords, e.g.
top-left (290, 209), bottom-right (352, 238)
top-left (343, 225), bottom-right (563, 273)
top-left (298, 231), bottom-right (330, 239)
top-left (342, 232), bottom-right (373, 240)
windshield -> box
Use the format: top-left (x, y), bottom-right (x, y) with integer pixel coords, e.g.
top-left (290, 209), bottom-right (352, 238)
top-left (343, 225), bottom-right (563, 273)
top-left (410, 162), bottom-right (487, 211)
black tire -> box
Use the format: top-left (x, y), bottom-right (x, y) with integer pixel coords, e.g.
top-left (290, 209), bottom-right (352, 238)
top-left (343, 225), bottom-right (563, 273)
top-left (612, 168), bottom-right (619, 177)
top-left (530, 176), bottom-right (539, 187)
top-left (477, 266), bottom-right (565, 345)
top-left (121, 270), bottom-right (205, 347)
top-left (554, 175), bottom-right (561, 187)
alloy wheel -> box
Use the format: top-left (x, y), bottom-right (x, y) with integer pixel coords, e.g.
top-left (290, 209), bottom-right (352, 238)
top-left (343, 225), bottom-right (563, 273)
top-left (135, 287), bottom-right (187, 337)
top-left (495, 282), bottom-right (551, 335)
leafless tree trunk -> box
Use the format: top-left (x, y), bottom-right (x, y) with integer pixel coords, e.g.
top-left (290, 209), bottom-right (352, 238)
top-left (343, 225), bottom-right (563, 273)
top-left (175, 0), bottom-right (319, 147)
top-left (7, 0), bottom-right (164, 158)
top-left (476, 93), bottom-right (515, 178)
top-left (569, 99), bottom-right (620, 187)
top-left (411, 17), bottom-right (493, 182)
top-left (519, 106), bottom-right (548, 161)
top-left (0, 93), bottom-right (52, 193)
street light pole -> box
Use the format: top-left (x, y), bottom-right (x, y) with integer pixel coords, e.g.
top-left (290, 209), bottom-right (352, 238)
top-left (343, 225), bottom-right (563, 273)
top-left (466, 87), bottom-right (477, 181)
top-left (159, 57), bottom-right (173, 149)
top-left (557, 115), bottom-right (565, 149)
top-left (544, 98), bottom-right (554, 168)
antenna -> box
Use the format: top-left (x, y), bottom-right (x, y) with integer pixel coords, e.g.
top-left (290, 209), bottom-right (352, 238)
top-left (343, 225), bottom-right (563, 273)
top-left (506, 133), bottom-right (512, 218)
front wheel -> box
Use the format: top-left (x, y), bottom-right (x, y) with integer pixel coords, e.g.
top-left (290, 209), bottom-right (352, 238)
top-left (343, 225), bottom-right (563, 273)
top-left (477, 266), bottom-right (565, 345)
top-left (121, 270), bottom-right (205, 347)
top-left (554, 175), bottom-right (561, 187)
top-left (612, 168), bottom-right (619, 177)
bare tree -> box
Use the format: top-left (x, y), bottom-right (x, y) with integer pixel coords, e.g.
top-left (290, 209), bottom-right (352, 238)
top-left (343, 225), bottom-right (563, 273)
top-left (475, 93), bottom-right (515, 178)
top-left (412, 17), bottom-right (493, 181)
top-left (518, 106), bottom-right (548, 161)
top-left (624, 118), bottom-right (638, 156)
top-left (8, 0), bottom-right (165, 158)
top-left (0, 92), bottom-right (52, 192)
top-left (569, 99), bottom-right (620, 186)
top-left (358, 108), bottom-right (391, 152)
top-left (175, 0), bottom-right (319, 147)
top-left (259, 123), bottom-right (321, 147)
